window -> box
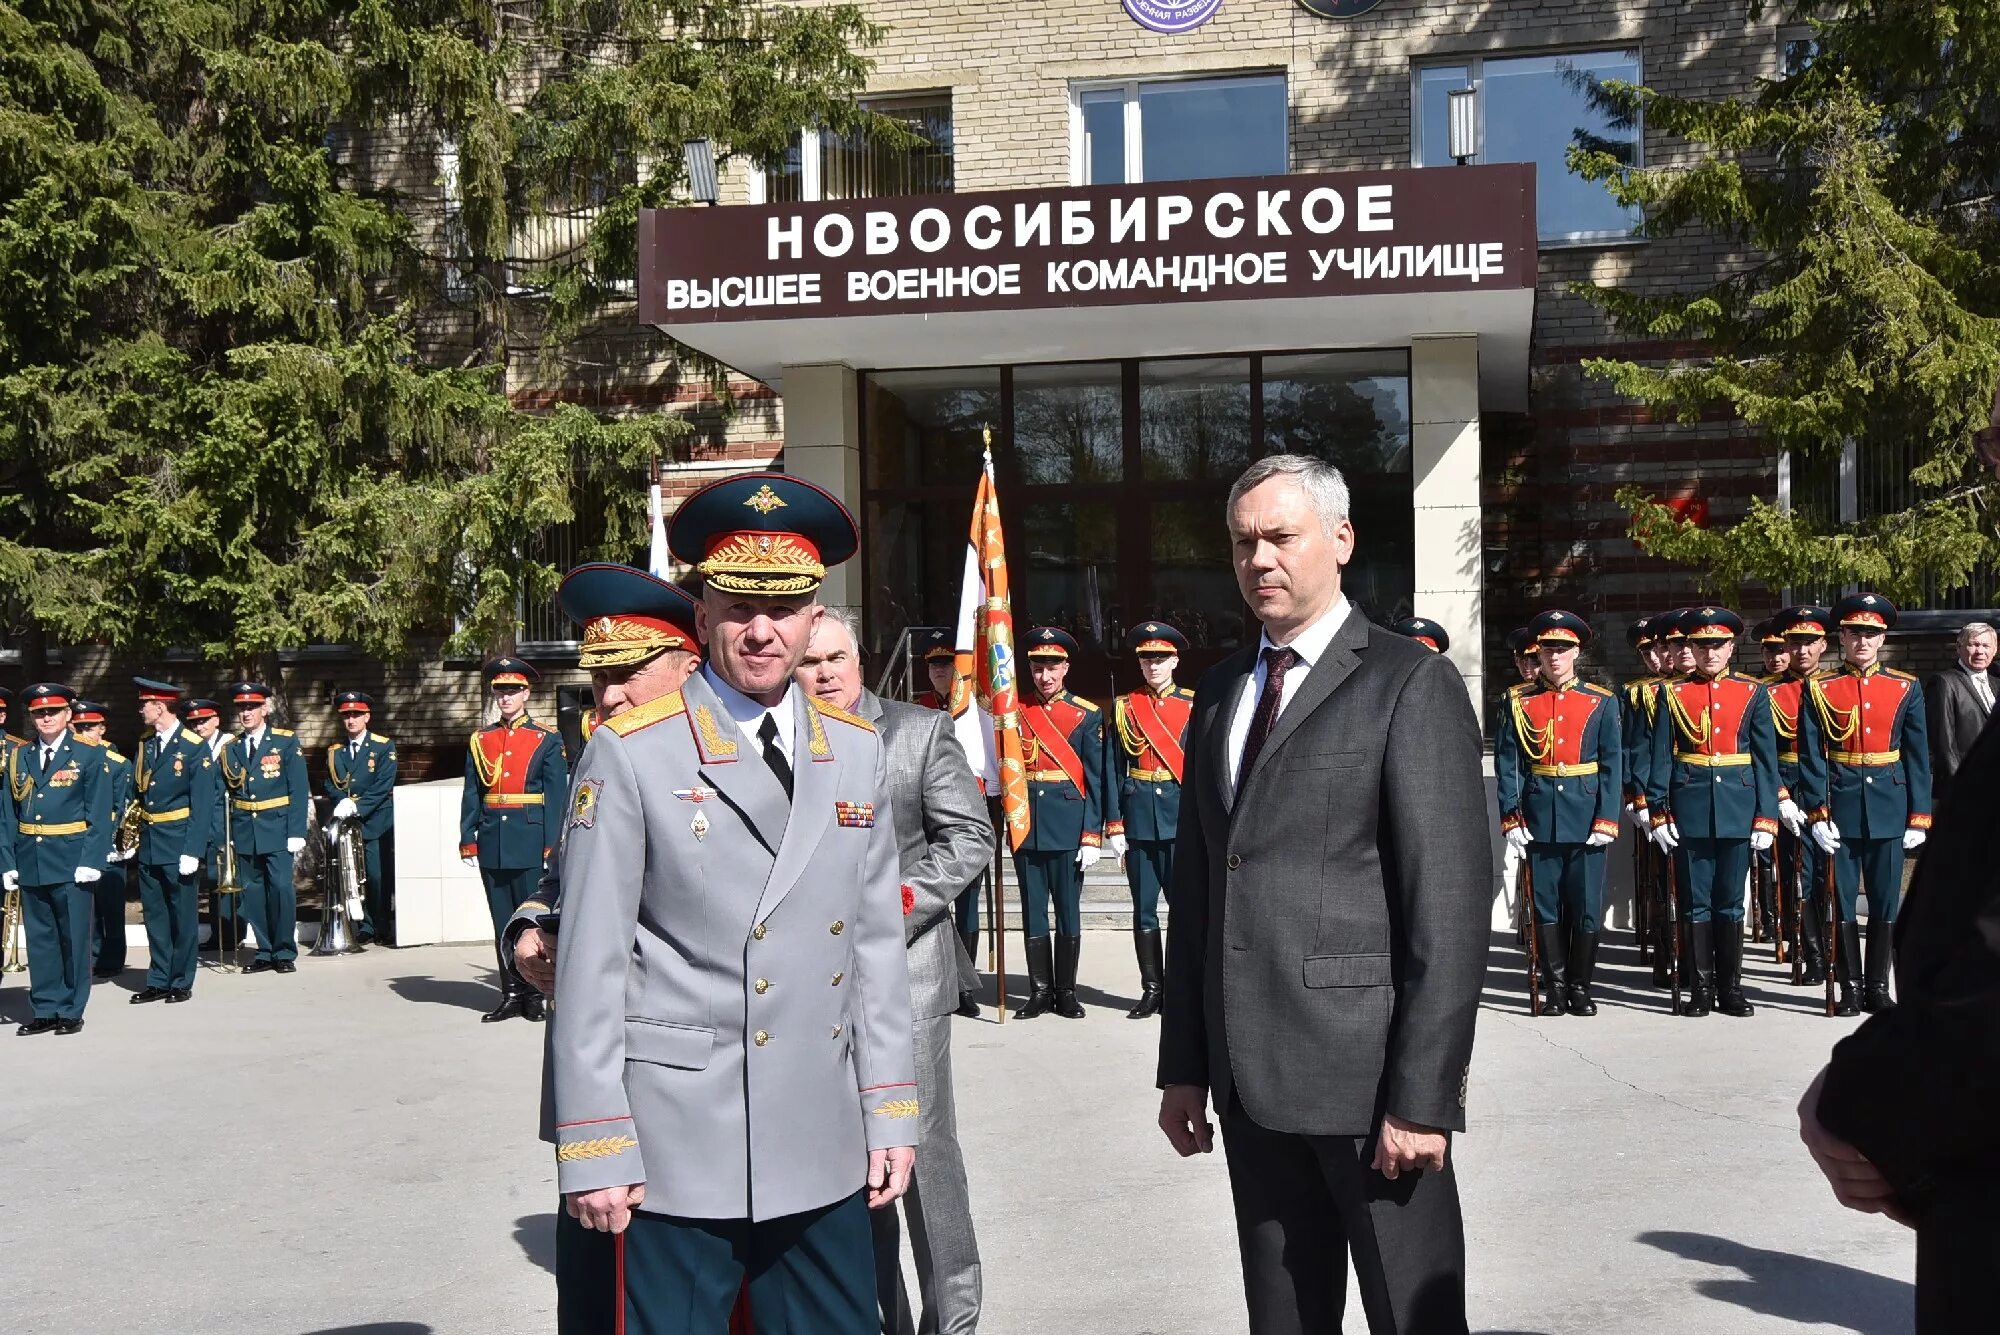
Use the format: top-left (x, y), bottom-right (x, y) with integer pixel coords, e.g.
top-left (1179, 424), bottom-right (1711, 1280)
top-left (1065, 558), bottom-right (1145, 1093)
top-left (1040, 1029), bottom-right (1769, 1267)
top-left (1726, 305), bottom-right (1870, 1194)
top-left (758, 93), bottom-right (953, 204)
top-left (1779, 27), bottom-right (1819, 78)
top-left (1413, 51), bottom-right (1642, 244)
top-left (1072, 74), bottom-right (1287, 185)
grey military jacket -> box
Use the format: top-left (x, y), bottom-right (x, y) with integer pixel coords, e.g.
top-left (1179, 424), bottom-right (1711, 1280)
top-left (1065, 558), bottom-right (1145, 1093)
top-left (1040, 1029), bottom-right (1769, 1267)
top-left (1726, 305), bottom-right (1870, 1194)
top-left (551, 670), bottom-right (918, 1221)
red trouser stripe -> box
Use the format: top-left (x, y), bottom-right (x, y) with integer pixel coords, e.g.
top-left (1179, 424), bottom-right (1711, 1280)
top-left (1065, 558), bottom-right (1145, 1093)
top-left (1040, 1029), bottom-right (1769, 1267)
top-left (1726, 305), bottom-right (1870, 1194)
top-left (614, 1231), bottom-right (626, 1335)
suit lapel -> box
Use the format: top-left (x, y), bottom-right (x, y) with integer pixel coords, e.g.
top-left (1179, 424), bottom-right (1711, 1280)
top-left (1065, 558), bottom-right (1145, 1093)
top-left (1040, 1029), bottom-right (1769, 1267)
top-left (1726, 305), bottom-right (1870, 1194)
top-left (753, 690), bottom-right (839, 923)
top-left (1245, 610), bottom-right (1371, 788)
top-left (1211, 648), bottom-right (1255, 814)
top-left (683, 673), bottom-right (789, 858)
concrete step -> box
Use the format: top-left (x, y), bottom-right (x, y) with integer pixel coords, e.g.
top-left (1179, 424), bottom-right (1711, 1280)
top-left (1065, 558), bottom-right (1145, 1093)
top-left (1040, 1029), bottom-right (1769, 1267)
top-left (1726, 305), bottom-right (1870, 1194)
top-left (964, 859), bottom-right (1166, 933)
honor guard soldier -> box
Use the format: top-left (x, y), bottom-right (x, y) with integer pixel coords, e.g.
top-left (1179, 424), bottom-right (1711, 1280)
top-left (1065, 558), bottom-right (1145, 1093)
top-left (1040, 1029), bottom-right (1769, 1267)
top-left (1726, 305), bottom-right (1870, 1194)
top-left (326, 692), bottom-right (398, 946)
top-left (1770, 606), bottom-right (1834, 983)
top-left (1748, 620), bottom-right (1793, 945)
top-left (71, 702), bottom-right (135, 979)
top-left (1104, 621), bottom-right (1193, 1020)
top-left (1014, 627), bottom-right (1105, 1020)
top-left (1798, 593), bottom-right (1933, 1015)
top-left (1621, 618), bottom-right (1662, 830)
top-left (914, 628), bottom-right (956, 711)
top-left (1756, 619), bottom-right (1794, 680)
top-left (1495, 611), bottom-right (1622, 1016)
top-left (1645, 608), bottom-right (1781, 1018)
top-left (130, 680), bottom-right (221, 1001)
top-left (1506, 626), bottom-right (1541, 685)
top-left (3, 685), bottom-right (112, 1034)
top-left (1389, 616), bottom-right (1450, 653)
top-left (221, 682), bottom-right (309, 973)
top-left (461, 656), bottom-right (567, 1022)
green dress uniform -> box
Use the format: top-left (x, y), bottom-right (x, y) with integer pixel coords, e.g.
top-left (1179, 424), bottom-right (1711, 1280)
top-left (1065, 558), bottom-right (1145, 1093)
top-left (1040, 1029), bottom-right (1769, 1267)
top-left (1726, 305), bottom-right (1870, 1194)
top-left (219, 684), bottom-right (310, 969)
top-left (131, 681), bottom-right (222, 995)
top-left (75, 703), bottom-right (136, 978)
top-left (4, 688), bottom-right (113, 1031)
top-left (326, 693), bottom-right (398, 944)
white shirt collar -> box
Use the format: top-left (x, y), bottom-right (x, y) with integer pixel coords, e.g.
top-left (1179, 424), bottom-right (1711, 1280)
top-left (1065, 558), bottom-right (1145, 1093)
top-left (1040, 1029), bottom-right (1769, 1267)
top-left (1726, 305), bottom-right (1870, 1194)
top-left (155, 718), bottom-right (180, 743)
top-left (245, 728), bottom-right (264, 750)
top-left (1257, 595), bottom-right (1351, 669)
top-left (40, 729), bottom-right (67, 754)
top-left (702, 663), bottom-right (797, 759)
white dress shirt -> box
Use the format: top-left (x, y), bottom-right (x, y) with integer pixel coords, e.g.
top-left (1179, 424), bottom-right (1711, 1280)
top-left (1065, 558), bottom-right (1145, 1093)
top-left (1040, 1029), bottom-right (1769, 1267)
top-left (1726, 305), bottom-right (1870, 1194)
top-left (1226, 595), bottom-right (1353, 788)
top-left (702, 663), bottom-right (796, 766)
top-left (1963, 663), bottom-right (1995, 713)
top-left (155, 719), bottom-right (181, 753)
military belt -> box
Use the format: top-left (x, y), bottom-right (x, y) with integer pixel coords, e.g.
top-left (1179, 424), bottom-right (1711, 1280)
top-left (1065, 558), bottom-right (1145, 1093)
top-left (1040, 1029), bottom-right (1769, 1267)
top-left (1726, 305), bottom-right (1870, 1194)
top-left (1529, 762), bottom-right (1598, 777)
top-left (1778, 751), bottom-right (1800, 765)
top-left (1675, 752), bottom-right (1751, 767)
top-left (484, 793), bottom-right (545, 807)
top-left (1128, 767), bottom-right (1176, 782)
top-left (20, 820), bottom-right (88, 836)
top-left (141, 807), bottom-right (191, 824)
top-left (1026, 769), bottom-right (1077, 784)
top-left (1830, 749), bottom-right (1901, 766)
top-left (232, 796), bottom-right (291, 812)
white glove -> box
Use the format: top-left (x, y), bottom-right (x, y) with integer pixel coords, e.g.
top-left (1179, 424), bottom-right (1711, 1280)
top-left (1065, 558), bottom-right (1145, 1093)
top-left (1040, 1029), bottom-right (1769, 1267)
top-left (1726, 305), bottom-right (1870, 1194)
top-left (462, 855), bottom-right (481, 870)
top-left (1651, 822), bottom-right (1681, 852)
top-left (1585, 830), bottom-right (1616, 848)
top-left (178, 854), bottom-right (200, 878)
top-left (74, 865), bottom-right (101, 884)
top-left (110, 847), bottom-right (133, 863)
top-left (332, 797), bottom-right (358, 820)
top-left (1903, 828), bottom-right (1927, 851)
top-left (1751, 830), bottom-right (1775, 852)
top-left (1779, 798), bottom-right (1806, 835)
top-left (2, 870), bottom-right (17, 891)
top-left (1107, 833), bottom-right (1129, 857)
top-left (286, 836), bottom-right (305, 855)
top-left (1504, 826), bottom-right (1532, 854)
top-left (1075, 845), bottom-right (1103, 871)
top-left (1810, 820), bottom-right (1842, 855)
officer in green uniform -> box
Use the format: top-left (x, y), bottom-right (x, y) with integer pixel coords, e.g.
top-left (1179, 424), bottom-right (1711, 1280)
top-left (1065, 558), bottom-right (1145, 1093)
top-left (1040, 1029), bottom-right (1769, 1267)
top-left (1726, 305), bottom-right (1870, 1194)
top-left (131, 680), bottom-right (222, 1000)
top-left (1104, 620), bottom-right (1194, 1020)
top-left (1012, 627), bottom-right (1105, 1020)
top-left (460, 657), bottom-right (567, 1022)
top-left (220, 682), bottom-right (309, 973)
top-left (326, 691), bottom-right (398, 946)
top-left (71, 702), bottom-right (135, 979)
top-left (3, 684), bottom-right (112, 1034)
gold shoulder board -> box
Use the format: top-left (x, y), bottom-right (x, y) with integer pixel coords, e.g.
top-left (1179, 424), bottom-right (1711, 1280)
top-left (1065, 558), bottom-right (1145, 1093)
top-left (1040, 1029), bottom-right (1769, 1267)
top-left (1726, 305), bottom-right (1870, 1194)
top-left (811, 696), bottom-right (877, 732)
top-left (604, 692), bottom-right (687, 737)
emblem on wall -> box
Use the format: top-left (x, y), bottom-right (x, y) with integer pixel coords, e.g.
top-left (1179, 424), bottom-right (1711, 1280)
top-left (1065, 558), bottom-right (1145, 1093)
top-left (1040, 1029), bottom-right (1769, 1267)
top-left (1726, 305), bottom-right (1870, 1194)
top-left (1295, 0), bottom-right (1385, 16)
top-left (1122, 0), bottom-right (1223, 34)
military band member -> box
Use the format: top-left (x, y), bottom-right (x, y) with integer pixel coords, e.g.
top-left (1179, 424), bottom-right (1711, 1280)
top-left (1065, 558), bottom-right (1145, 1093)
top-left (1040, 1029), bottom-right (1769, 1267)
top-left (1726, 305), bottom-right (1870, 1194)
top-left (2, 684), bottom-right (112, 1034)
top-left (0, 686), bottom-right (23, 746)
top-left (1389, 616), bottom-right (1450, 653)
top-left (1771, 606), bottom-right (1834, 983)
top-left (221, 682), bottom-right (309, 974)
top-left (1646, 608), bottom-right (1781, 1018)
top-left (326, 692), bottom-right (397, 946)
top-left (129, 680), bottom-right (221, 1001)
top-left (912, 625), bottom-right (982, 1014)
top-left (1496, 611), bottom-right (1622, 1016)
top-left (1798, 593), bottom-right (1933, 1015)
top-left (1014, 626), bottom-right (1105, 1020)
top-left (553, 474), bottom-right (916, 1334)
top-left (71, 702), bottom-right (134, 979)
top-left (181, 698), bottom-right (236, 952)
top-left (461, 656), bottom-right (567, 1022)
top-left (1104, 620), bottom-right (1192, 1021)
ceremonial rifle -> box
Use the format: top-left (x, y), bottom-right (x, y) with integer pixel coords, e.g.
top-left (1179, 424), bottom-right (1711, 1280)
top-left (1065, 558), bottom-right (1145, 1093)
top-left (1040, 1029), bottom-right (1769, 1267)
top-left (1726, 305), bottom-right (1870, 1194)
top-left (1631, 830), bottom-right (1652, 964)
top-left (1787, 836), bottom-right (1807, 986)
top-left (1823, 844), bottom-right (1839, 1017)
top-left (1520, 855), bottom-right (1540, 1017)
top-left (1661, 837), bottom-right (1683, 1014)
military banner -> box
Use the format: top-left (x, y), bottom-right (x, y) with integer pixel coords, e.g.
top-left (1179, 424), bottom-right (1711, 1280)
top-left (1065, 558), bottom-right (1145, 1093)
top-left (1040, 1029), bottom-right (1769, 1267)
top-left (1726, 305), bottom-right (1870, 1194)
top-left (952, 444), bottom-right (1031, 851)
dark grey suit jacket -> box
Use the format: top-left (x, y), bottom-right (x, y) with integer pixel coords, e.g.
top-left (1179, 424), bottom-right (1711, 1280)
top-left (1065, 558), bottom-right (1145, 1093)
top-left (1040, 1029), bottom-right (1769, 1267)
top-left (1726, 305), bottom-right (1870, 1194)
top-left (864, 691), bottom-right (990, 1020)
top-left (1924, 666), bottom-right (1996, 802)
top-left (1157, 611), bottom-right (1491, 1136)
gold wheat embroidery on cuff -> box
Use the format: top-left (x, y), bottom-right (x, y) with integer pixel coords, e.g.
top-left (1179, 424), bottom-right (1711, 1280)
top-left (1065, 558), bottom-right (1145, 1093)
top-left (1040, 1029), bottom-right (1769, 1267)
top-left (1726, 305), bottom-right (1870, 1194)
top-left (557, 1135), bottom-right (639, 1161)
top-left (873, 1099), bottom-right (920, 1119)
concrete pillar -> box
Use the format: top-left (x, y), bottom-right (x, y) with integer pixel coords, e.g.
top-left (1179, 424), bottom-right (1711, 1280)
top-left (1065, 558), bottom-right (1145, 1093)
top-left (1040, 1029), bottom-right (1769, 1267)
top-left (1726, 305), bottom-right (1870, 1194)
top-left (1410, 336), bottom-right (1485, 719)
top-left (777, 363), bottom-right (862, 612)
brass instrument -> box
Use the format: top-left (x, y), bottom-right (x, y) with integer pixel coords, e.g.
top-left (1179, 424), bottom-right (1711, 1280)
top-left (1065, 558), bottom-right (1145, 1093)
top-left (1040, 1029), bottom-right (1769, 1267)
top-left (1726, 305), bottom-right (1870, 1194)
top-left (114, 800), bottom-right (143, 859)
top-left (309, 804), bottom-right (364, 956)
top-left (212, 784), bottom-right (244, 973)
top-left (2, 888), bottom-right (23, 973)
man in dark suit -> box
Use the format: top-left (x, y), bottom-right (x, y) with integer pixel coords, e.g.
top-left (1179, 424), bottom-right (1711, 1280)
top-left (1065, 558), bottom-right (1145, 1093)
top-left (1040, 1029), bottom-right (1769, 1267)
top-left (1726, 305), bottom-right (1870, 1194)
top-left (1802, 704), bottom-right (2000, 1333)
top-left (1157, 454), bottom-right (1491, 1335)
top-left (1924, 620), bottom-right (1996, 804)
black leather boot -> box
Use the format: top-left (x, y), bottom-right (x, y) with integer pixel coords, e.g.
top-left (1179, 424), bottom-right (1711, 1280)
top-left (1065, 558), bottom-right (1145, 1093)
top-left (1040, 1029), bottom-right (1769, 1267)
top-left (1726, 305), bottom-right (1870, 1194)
top-left (1714, 923), bottom-right (1755, 1017)
top-left (1861, 920), bottom-right (1896, 1013)
top-left (1797, 894), bottom-right (1827, 984)
top-left (519, 991), bottom-right (546, 1022)
top-left (1053, 934), bottom-right (1085, 1019)
top-left (1678, 926), bottom-right (1713, 1017)
top-left (956, 929), bottom-right (983, 1017)
top-left (1127, 928), bottom-right (1164, 1019)
top-left (482, 945), bottom-right (521, 1023)
top-left (1533, 923), bottom-right (1568, 1016)
top-left (1833, 921), bottom-right (1862, 1016)
top-left (1013, 936), bottom-right (1055, 1019)
top-left (1566, 929), bottom-right (1599, 1016)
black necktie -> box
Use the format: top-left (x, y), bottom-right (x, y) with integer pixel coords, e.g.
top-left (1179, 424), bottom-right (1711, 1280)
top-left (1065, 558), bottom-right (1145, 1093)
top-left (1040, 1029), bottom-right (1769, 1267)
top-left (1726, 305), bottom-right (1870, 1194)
top-left (40, 744), bottom-right (54, 775)
top-left (1238, 646), bottom-right (1298, 782)
top-left (758, 714), bottom-right (793, 799)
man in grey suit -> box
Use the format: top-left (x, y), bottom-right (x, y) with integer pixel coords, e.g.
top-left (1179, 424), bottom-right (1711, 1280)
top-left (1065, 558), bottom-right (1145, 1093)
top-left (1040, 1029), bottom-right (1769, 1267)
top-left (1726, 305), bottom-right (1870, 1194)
top-left (552, 474), bottom-right (917, 1335)
top-left (797, 608), bottom-right (989, 1335)
top-left (1925, 621), bottom-right (1997, 804)
top-left (1157, 454), bottom-right (1491, 1335)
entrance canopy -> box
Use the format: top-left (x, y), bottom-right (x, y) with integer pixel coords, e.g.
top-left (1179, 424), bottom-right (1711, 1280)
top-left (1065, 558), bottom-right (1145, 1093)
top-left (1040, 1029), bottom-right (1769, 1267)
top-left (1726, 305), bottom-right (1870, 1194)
top-left (639, 164), bottom-right (1537, 409)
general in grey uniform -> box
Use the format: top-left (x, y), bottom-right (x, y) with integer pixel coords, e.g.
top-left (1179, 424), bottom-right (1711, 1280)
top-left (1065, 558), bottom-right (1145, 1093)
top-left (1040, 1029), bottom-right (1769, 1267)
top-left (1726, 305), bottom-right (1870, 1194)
top-left (551, 473), bottom-right (917, 1335)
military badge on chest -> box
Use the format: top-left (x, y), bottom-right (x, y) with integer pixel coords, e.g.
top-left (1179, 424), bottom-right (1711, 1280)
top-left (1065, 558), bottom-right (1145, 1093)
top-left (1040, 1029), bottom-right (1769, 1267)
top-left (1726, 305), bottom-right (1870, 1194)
top-left (49, 766), bottom-right (79, 788)
top-left (260, 752), bottom-right (282, 779)
top-left (835, 800), bottom-right (876, 829)
top-left (173, 754), bottom-right (184, 777)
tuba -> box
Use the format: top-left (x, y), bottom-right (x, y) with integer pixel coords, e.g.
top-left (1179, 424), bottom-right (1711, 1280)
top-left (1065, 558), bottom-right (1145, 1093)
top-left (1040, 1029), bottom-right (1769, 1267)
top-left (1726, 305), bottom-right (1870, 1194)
top-left (309, 807), bottom-right (365, 956)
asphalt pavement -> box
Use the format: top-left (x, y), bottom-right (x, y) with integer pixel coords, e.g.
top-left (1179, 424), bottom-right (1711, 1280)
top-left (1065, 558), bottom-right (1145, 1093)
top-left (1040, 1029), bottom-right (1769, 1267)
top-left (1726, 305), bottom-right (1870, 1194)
top-left (2, 930), bottom-right (1913, 1334)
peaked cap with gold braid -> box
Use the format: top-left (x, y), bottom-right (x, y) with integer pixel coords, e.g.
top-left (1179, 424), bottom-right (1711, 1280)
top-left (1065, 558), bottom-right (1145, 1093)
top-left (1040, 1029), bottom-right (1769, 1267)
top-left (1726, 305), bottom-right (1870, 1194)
top-left (668, 472), bottom-right (859, 597)
top-left (558, 562), bottom-right (701, 668)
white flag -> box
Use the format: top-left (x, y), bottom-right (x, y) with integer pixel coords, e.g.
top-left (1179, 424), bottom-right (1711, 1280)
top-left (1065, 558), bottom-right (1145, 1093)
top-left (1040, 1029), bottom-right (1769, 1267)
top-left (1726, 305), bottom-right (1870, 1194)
top-left (648, 484), bottom-right (670, 578)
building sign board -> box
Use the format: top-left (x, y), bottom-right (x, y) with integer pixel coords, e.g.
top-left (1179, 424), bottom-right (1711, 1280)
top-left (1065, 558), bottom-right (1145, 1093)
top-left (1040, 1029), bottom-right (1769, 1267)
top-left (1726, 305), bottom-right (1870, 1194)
top-left (638, 165), bottom-right (1535, 329)
top-left (1123, 0), bottom-right (1224, 33)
